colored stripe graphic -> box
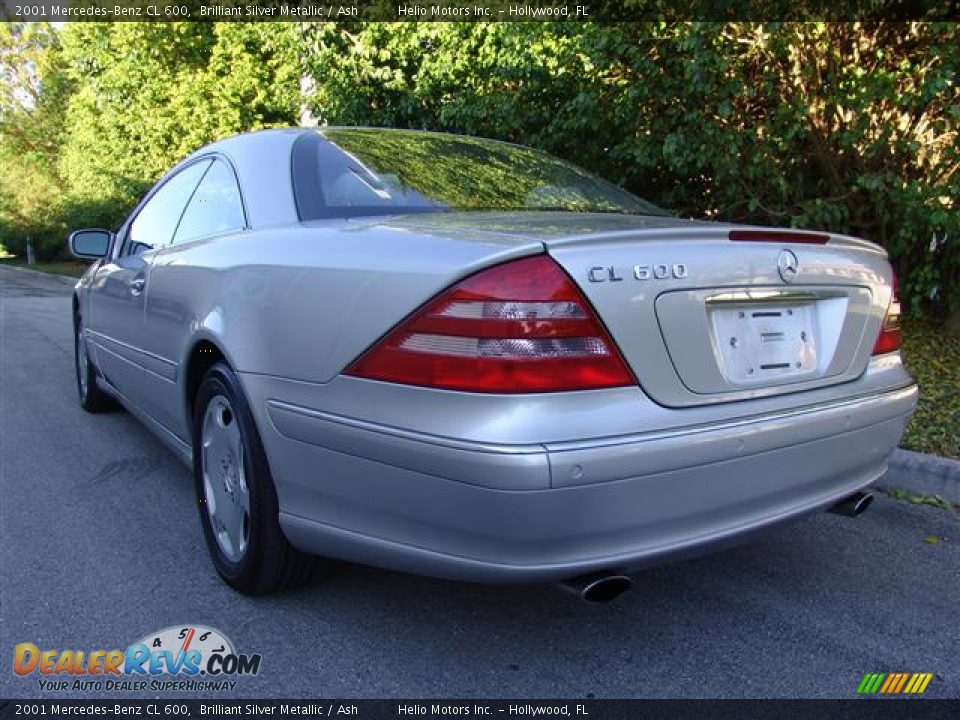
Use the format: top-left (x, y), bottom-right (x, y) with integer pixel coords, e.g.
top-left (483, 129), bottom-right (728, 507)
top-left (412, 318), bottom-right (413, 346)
top-left (913, 673), bottom-right (933, 694)
top-left (857, 673), bottom-right (886, 694)
top-left (857, 672), bottom-right (932, 695)
top-left (880, 674), bottom-right (898, 693)
top-left (893, 673), bottom-right (909, 693)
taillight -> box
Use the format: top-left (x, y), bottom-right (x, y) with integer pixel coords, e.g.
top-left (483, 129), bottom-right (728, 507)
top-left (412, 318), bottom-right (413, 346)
top-left (345, 255), bottom-right (634, 392)
top-left (872, 269), bottom-right (902, 355)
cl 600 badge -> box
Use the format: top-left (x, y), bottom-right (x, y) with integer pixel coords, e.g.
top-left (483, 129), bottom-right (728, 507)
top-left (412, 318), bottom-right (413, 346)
top-left (588, 264), bottom-right (688, 282)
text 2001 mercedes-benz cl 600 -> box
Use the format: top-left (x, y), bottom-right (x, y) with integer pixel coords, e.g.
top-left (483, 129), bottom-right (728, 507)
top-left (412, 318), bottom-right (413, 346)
top-left (69, 128), bottom-right (916, 600)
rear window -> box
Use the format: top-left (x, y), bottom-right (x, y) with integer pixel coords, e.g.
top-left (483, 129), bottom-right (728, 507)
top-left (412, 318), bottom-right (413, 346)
top-left (291, 128), bottom-right (666, 220)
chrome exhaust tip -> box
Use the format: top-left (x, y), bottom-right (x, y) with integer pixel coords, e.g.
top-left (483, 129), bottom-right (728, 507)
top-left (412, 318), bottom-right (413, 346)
top-left (561, 572), bottom-right (634, 603)
top-left (827, 491), bottom-right (874, 518)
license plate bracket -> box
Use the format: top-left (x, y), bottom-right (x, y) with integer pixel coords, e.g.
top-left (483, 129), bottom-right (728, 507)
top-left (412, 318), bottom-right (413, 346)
top-left (711, 303), bottom-right (818, 384)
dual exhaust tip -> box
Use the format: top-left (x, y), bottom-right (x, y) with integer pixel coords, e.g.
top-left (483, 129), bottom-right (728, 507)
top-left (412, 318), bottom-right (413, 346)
top-left (827, 490), bottom-right (874, 518)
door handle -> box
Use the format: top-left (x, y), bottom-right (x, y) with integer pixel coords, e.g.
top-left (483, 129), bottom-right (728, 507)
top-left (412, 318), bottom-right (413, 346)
top-left (128, 277), bottom-right (146, 295)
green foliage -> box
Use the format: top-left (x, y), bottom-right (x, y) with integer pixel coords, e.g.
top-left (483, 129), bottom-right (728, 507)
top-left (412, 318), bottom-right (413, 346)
top-left (0, 142), bottom-right (66, 256)
top-left (58, 22), bottom-right (302, 210)
top-left (304, 22), bottom-right (960, 316)
top-left (899, 317), bottom-right (960, 459)
top-left (0, 22), bottom-right (71, 258)
top-left (0, 22), bottom-right (302, 260)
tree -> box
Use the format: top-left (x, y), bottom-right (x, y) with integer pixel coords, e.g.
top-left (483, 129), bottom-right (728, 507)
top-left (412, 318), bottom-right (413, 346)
top-left (0, 22), bottom-right (306, 258)
top-left (58, 22), bottom-right (303, 213)
top-left (0, 22), bottom-right (70, 258)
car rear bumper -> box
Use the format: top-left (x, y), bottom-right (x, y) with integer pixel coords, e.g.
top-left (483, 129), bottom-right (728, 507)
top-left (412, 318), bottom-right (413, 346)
top-left (247, 376), bottom-right (917, 583)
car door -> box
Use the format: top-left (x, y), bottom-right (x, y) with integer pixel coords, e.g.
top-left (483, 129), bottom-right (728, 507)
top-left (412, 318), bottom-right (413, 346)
top-left (86, 159), bottom-right (212, 411)
top-left (140, 157), bottom-right (248, 438)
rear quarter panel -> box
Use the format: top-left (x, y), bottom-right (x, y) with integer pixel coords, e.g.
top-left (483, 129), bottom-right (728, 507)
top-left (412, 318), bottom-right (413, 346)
top-left (143, 222), bottom-right (543, 437)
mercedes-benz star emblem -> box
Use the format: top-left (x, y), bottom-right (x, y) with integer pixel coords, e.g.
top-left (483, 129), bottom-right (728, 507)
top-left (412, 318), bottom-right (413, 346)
top-left (777, 249), bottom-right (800, 284)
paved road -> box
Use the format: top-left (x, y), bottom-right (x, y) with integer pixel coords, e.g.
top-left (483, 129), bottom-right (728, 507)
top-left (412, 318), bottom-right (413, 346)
top-left (1, 264), bottom-right (957, 700)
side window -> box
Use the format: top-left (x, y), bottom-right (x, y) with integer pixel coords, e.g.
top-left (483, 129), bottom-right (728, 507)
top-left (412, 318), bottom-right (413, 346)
top-left (173, 160), bottom-right (245, 244)
top-left (125, 160), bottom-right (211, 256)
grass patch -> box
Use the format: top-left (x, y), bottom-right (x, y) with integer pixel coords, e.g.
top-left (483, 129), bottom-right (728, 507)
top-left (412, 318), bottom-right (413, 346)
top-left (0, 258), bottom-right (91, 278)
top-left (900, 316), bottom-right (960, 459)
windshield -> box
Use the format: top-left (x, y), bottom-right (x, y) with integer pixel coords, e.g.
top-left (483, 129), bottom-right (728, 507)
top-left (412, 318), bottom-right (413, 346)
top-left (291, 128), bottom-right (667, 220)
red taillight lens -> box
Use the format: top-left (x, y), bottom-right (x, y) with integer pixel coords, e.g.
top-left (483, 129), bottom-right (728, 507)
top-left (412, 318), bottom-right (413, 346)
top-left (345, 255), bottom-right (634, 392)
top-left (872, 269), bottom-right (902, 355)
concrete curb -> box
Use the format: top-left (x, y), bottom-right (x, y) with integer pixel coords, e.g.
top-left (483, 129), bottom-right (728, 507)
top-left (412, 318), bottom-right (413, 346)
top-left (879, 448), bottom-right (960, 504)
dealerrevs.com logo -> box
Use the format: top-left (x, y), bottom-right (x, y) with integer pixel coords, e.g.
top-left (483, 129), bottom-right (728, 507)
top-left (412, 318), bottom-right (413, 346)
top-left (13, 625), bottom-right (261, 692)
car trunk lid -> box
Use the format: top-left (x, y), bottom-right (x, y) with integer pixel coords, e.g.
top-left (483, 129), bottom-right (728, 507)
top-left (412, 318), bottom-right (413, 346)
top-left (541, 222), bottom-right (893, 408)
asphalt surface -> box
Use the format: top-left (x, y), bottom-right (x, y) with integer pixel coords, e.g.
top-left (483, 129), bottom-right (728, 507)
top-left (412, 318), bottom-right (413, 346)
top-left (1, 264), bottom-right (957, 700)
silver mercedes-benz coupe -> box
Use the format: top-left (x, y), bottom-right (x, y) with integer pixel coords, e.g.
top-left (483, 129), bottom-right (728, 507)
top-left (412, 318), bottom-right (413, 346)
top-left (69, 128), bottom-right (917, 599)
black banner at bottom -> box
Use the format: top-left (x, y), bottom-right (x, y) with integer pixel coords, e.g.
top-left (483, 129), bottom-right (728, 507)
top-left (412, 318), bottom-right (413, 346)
top-left (1, 699), bottom-right (959, 720)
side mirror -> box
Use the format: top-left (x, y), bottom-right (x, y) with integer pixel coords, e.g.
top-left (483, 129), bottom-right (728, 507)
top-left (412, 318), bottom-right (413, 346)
top-left (68, 229), bottom-right (111, 259)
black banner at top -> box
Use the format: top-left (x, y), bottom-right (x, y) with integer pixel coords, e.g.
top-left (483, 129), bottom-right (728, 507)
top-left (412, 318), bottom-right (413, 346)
top-left (1, 0), bottom-right (958, 22)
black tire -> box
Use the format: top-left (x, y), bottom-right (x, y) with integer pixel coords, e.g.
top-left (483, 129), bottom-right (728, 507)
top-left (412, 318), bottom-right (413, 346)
top-left (74, 313), bottom-right (115, 413)
top-left (192, 362), bottom-right (316, 594)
